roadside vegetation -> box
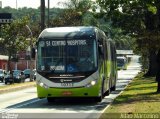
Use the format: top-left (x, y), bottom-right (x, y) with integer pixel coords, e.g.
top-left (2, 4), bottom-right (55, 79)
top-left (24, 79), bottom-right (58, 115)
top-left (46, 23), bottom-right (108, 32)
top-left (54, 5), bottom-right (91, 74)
top-left (100, 72), bottom-right (160, 119)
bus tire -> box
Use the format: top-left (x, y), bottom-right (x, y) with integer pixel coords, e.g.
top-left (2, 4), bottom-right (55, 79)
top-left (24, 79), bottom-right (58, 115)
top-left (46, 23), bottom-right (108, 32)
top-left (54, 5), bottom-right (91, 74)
top-left (112, 74), bottom-right (117, 91)
top-left (105, 89), bottom-right (110, 96)
top-left (47, 97), bottom-right (55, 103)
top-left (94, 81), bottom-right (104, 102)
top-left (105, 80), bottom-right (111, 96)
top-left (94, 96), bottom-right (102, 102)
top-left (112, 86), bottom-right (116, 91)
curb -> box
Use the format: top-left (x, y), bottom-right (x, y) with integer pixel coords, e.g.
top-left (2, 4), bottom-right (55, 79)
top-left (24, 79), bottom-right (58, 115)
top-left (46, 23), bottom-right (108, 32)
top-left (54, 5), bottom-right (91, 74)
top-left (0, 82), bottom-right (36, 94)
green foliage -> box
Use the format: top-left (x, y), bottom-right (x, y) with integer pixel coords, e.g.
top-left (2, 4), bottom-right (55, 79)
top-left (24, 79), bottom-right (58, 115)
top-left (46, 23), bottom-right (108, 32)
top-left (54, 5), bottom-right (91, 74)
top-left (100, 73), bottom-right (159, 115)
top-left (58, 0), bottom-right (95, 13)
top-left (97, 0), bottom-right (160, 74)
top-left (0, 6), bottom-right (63, 21)
top-left (82, 13), bottom-right (98, 26)
top-left (0, 0), bottom-right (136, 51)
top-left (97, 0), bottom-right (160, 46)
top-left (147, 4), bottom-right (157, 14)
top-left (0, 6), bottom-right (64, 38)
top-left (50, 9), bottom-right (82, 27)
top-left (50, 0), bottom-right (97, 27)
top-left (0, 16), bottom-right (30, 57)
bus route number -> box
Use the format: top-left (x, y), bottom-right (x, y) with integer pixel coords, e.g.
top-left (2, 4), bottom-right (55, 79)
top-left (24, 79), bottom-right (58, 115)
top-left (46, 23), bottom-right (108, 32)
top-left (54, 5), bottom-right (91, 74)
top-left (61, 83), bottom-right (73, 87)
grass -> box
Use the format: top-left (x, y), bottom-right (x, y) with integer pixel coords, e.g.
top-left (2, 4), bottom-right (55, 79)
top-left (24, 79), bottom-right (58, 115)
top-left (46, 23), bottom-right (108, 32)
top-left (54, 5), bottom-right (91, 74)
top-left (100, 73), bottom-right (160, 119)
top-left (0, 81), bottom-right (36, 94)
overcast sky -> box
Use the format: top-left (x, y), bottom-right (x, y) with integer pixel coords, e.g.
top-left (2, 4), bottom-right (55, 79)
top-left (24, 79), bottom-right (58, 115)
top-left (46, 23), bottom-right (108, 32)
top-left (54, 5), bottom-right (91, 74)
top-left (0, 0), bottom-right (66, 9)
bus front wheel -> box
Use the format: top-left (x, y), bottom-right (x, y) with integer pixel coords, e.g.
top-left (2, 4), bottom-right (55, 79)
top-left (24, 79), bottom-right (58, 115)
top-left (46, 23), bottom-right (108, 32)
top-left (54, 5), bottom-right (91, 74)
top-left (47, 97), bottom-right (55, 103)
top-left (94, 96), bottom-right (102, 102)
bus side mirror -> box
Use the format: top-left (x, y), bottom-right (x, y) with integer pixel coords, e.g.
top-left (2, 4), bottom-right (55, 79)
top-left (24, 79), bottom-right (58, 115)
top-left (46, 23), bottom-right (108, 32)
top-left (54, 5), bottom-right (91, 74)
top-left (31, 48), bottom-right (36, 59)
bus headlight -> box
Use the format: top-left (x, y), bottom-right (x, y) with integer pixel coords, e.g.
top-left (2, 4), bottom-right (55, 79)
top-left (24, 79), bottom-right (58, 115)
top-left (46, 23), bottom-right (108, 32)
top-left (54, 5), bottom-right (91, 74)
top-left (38, 81), bottom-right (49, 89)
top-left (85, 80), bottom-right (97, 88)
top-left (40, 82), bottom-right (44, 87)
top-left (91, 80), bottom-right (96, 86)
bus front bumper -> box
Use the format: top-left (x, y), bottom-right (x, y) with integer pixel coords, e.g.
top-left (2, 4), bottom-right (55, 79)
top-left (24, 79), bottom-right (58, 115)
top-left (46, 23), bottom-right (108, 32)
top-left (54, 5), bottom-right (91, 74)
top-left (37, 84), bottom-right (101, 98)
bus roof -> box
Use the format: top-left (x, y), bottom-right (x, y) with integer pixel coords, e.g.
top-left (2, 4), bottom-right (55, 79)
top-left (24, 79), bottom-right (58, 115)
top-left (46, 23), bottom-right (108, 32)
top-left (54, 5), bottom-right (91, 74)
top-left (38, 26), bottom-right (98, 39)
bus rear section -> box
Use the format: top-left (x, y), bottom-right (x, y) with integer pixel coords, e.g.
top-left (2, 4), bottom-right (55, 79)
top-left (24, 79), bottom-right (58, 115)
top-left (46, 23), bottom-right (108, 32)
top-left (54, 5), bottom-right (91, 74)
top-left (35, 27), bottom-right (117, 102)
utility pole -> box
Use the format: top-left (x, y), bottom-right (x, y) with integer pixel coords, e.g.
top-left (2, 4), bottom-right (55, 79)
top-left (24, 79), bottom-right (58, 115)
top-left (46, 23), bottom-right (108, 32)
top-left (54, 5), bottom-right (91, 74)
top-left (26, 25), bottom-right (33, 81)
top-left (48, 0), bottom-right (50, 27)
top-left (16, 0), bottom-right (17, 9)
top-left (41, 0), bottom-right (45, 31)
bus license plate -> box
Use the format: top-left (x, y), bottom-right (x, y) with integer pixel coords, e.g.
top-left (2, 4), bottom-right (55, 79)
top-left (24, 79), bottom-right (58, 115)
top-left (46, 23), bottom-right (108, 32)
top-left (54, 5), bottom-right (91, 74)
top-left (61, 83), bottom-right (73, 87)
top-left (62, 91), bottom-right (72, 96)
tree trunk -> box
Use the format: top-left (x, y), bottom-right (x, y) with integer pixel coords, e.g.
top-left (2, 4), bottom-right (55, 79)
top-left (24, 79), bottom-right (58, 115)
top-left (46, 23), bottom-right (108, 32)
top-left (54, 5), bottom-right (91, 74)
top-left (41, 0), bottom-right (45, 31)
top-left (145, 50), bottom-right (158, 76)
top-left (7, 54), bottom-right (12, 72)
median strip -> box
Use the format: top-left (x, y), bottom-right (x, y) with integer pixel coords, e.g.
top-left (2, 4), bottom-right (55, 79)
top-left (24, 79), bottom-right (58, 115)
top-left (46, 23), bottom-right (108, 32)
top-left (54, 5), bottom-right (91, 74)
top-left (99, 73), bottom-right (160, 119)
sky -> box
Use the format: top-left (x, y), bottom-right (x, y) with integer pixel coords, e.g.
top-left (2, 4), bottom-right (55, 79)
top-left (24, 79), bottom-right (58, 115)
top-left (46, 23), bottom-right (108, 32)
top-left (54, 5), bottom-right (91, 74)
top-left (0, 0), bottom-right (66, 9)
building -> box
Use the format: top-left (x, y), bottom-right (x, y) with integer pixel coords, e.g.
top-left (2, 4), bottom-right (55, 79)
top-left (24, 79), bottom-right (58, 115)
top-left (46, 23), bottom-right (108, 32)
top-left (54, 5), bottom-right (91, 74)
top-left (0, 52), bottom-right (35, 71)
top-left (0, 55), bottom-right (8, 70)
top-left (10, 51), bottom-right (35, 71)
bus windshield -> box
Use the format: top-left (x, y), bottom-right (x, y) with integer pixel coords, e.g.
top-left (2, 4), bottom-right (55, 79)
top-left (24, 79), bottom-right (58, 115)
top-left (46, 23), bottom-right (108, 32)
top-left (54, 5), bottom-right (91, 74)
top-left (37, 39), bottom-right (97, 73)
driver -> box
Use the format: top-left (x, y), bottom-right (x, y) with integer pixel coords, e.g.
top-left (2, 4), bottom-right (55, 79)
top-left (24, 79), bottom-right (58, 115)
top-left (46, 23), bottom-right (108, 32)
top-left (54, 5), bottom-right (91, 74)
top-left (79, 51), bottom-right (94, 71)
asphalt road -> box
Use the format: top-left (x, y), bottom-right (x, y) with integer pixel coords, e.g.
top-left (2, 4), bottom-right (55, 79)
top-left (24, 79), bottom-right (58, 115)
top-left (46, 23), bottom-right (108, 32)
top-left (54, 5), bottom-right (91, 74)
top-left (0, 55), bottom-right (141, 119)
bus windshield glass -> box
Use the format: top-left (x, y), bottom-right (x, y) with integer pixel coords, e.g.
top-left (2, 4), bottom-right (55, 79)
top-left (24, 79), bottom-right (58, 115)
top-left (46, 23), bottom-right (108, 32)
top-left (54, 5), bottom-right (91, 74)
top-left (37, 39), bottom-right (97, 73)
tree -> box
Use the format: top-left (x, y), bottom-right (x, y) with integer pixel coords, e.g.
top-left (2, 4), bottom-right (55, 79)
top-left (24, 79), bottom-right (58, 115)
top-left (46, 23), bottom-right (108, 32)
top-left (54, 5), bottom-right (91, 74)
top-left (58, 0), bottom-right (95, 13)
top-left (97, 0), bottom-right (160, 76)
top-left (50, 9), bottom-right (82, 26)
top-left (0, 16), bottom-right (30, 71)
top-left (96, 17), bottom-right (134, 50)
top-left (50, 0), bottom-right (97, 27)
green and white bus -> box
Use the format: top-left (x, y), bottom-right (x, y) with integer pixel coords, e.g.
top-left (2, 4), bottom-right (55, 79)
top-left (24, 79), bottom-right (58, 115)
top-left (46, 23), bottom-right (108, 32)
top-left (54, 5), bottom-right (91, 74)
top-left (35, 26), bottom-right (117, 102)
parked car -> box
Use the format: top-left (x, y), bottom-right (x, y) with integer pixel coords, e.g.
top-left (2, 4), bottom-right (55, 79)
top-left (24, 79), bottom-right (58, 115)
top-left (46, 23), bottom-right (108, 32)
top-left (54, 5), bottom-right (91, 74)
top-left (4, 72), bottom-right (14, 84)
top-left (0, 69), bottom-right (5, 82)
top-left (12, 70), bottom-right (25, 83)
top-left (5, 70), bottom-right (25, 84)
top-left (23, 69), bottom-right (31, 78)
